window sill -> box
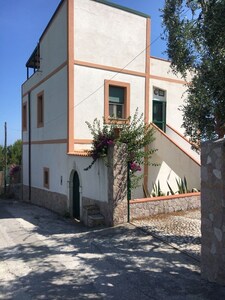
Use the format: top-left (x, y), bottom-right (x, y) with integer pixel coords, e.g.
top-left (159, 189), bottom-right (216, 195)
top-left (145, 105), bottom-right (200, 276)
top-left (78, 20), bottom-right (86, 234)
top-left (106, 117), bottom-right (129, 125)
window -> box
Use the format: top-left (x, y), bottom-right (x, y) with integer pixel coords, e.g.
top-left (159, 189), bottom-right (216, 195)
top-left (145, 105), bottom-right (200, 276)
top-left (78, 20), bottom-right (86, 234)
top-left (43, 168), bottom-right (49, 189)
top-left (37, 91), bottom-right (44, 127)
top-left (109, 86), bottom-right (125, 119)
top-left (104, 80), bottom-right (130, 123)
top-left (22, 102), bottom-right (27, 131)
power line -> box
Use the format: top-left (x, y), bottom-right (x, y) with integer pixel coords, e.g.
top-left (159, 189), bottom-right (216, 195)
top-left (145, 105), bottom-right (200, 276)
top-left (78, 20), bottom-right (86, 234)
top-left (26, 7), bottom-right (191, 130)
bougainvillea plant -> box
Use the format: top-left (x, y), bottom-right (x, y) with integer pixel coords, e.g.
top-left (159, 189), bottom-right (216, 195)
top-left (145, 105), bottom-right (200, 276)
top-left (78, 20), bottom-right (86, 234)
top-left (9, 165), bottom-right (20, 177)
top-left (84, 108), bottom-right (157, 189)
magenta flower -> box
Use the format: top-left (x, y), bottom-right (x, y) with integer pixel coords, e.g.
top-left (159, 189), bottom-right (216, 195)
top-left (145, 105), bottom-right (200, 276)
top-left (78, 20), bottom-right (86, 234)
top-left (107, 140), bottom-right (114, 145)
top-left (129, 162), bottom-right (141, 172)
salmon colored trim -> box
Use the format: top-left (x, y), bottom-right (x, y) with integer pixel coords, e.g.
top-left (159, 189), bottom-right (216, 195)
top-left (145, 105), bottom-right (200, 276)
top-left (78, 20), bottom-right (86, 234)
top-left (151, 123), bottom-right (201, 166)
top-left (68, 150), bottom-right (92, 157)
top-left (104, 80), bottom-right (130, 124)
top-left (22, 61), bottom-right (67, 97)
top-left (145, 18), bottom-right (150, 124)
top-left (74, 59), bottom-right (147, 78)
top-left (144, 17), bottom-right (151, 189)
top-left (22, 102), bottom-right (28, 131)
top-left (150, 74), bottom-right (187, 85)
top-left (166, 124), bottom-right (193, 145)
top-left (74, 139), bottom-right (92, 144)
top-left (150, 56), bottom-right (171, 63)
top-left (23, 139), bottom-right (67, 145)
top-left (130, 191), bottom-right (200, 204)
top-left (67, 0), bottom-right (75, 154)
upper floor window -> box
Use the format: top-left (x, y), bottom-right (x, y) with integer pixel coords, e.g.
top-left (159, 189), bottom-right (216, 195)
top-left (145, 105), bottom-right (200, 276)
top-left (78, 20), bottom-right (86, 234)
top-left (37, 91), bottom-right (44, 128)
top-left (22, 102), bottom-right (27, 131)
top-left (104, 80), bottom-right (130, 123)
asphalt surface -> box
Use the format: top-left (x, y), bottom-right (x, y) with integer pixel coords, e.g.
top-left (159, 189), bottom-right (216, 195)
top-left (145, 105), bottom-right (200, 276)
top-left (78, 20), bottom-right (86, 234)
top-left (0, 199), bottom-right (225, 300)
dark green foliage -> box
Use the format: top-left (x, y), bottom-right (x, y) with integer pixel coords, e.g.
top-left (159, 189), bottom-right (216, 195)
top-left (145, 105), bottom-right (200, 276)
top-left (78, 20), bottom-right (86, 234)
top-left (0, 140), bottom-right (22, 171)
top-left (162, 0), bottom-right (225, 145)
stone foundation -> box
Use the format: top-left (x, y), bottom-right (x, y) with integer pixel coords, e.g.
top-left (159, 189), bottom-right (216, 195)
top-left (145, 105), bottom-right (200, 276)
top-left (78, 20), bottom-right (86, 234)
top-left (130, 193), bottom-right (200, 220)
top-left (22, 185), bottom-right (68, 215)
top-left (201, 139), bottom-right (225, 285)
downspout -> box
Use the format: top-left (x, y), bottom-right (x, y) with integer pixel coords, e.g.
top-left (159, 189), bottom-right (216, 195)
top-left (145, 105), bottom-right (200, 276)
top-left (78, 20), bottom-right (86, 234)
top-left (28, 92), bottom-right (31, 201)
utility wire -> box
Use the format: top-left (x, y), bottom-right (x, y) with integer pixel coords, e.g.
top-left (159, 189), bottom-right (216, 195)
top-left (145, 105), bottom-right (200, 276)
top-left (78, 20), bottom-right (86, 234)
top-left (26, 7), bottom-right (191, 131)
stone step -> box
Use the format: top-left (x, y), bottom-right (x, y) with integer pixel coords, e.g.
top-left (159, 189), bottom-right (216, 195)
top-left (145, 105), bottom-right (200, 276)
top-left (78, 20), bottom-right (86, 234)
top-left (84, 204), bottom-right (100, 215)
top-left (87, 213), bottom-right (105, 227)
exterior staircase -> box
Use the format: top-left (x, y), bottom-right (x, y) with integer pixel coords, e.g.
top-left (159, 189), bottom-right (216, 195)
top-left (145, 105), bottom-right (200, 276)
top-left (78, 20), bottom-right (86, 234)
top-left (83, 204), bottom-right (105, 227)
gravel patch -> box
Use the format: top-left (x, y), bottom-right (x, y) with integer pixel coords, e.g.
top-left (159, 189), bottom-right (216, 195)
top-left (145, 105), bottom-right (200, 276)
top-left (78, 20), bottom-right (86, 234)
top-left (132, 209), bottom-right (201, 261)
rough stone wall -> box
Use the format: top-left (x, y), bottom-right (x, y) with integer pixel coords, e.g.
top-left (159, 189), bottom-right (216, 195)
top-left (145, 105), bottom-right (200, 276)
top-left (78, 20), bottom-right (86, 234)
top-left (201, 139), bottom-right (225, 285)
top-left (130, 193), bottom-right (200, 220)
top-left (22, 185), bottom-right (68, 215)
top-left (107, 144), bottom-right (128, 226)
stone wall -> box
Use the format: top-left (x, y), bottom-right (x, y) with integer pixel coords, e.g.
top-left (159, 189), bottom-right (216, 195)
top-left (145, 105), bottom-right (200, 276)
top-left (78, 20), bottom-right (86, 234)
top-left (130, 193), bottom-right (200, 220)
top-left (22, 185), bottom-right (68, 215)
top-left (107, 144), bottom-right (128, 226)
top-left (201, 139), bottom-right (225, 285)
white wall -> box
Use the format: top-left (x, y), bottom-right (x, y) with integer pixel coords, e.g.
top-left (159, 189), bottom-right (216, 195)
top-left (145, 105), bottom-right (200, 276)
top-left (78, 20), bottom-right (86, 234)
top-left (74, 64), bottom-right (146, 141)
top-left (166, 125), bottom-right (200, 163)
top-left (29, 66), bottom-right (68, 142)
top-left (40, 1), bottom-right (67, 77)
top-left (148, 129), bottom-right (200, 194)
top-left (67, 155), bottom-right (108, 203)
top-left (149, 57), bottom-right (190, 133)
top-left (74, 0), bottom-right (147, 72)
top-left (150, 57), bottom-right (192, 82)
top-left (22, 1), bottom-right (67, 95)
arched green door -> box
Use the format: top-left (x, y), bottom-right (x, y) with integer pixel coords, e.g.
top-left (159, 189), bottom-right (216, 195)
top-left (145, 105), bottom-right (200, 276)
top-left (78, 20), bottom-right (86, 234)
top-left (73, 171), bottom-right (80, 220)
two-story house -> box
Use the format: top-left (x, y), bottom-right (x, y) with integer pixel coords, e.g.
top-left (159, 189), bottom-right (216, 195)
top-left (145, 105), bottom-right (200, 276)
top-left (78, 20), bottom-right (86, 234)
top-left (22, 0), bottom-right (200, 222)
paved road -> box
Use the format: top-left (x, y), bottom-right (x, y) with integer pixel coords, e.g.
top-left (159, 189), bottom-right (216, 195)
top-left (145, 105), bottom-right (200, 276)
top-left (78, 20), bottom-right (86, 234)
top-left (0, 200), bottom-right (225, 300)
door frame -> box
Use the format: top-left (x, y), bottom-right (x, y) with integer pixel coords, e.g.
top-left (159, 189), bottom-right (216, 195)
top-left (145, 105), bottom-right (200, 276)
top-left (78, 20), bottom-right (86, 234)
top-left (152, 99), bottom-right (166, 132)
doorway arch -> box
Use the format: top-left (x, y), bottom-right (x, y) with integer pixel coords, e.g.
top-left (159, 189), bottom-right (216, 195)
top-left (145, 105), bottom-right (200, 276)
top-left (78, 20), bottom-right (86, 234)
top-left (72, 171), bottom-right (80, 220)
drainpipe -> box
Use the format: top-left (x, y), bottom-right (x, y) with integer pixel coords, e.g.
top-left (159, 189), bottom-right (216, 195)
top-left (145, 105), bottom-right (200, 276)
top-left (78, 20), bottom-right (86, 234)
top-left (127, 162), bottom-right (131, 223)
top-left (28, 92), bottom-right (31, 200)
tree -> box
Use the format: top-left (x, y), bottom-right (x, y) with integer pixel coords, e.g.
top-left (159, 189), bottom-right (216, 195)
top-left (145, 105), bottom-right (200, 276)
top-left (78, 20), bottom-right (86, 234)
top-left (0, 145), bottom-right (4, 171)
top-left (0, 140), bottom-right (22, 170)
top-left (162, 0), bottom-right (225, 147)
top-left (7, 140), bottom-right (22, 166)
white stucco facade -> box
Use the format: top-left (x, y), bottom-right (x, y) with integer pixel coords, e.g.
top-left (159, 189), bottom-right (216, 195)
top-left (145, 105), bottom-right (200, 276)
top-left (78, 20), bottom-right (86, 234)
top-left (22, 0), bottom-right (200, 219)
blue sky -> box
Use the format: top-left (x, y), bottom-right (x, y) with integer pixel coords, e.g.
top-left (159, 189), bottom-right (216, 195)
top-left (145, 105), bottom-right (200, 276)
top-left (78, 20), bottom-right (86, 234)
top-left (0, 0), bottom-right (167, 146)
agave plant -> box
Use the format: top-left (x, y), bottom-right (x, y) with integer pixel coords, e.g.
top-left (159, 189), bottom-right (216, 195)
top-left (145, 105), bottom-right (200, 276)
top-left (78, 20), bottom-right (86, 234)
top-left (151, 180), bottom-right (165, 197)
top-left (167, 176), bottom-right (190, 195)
